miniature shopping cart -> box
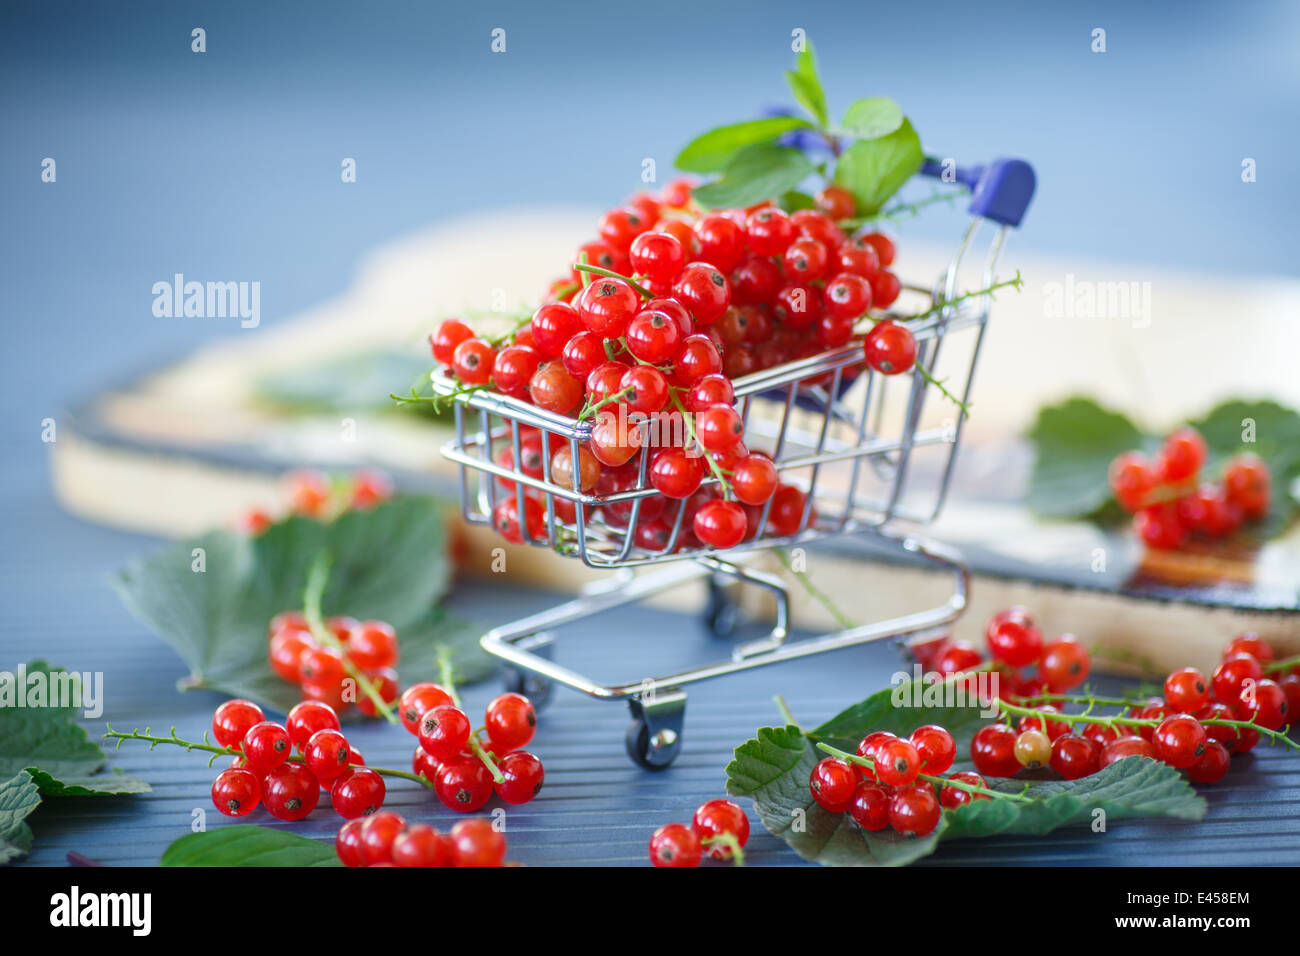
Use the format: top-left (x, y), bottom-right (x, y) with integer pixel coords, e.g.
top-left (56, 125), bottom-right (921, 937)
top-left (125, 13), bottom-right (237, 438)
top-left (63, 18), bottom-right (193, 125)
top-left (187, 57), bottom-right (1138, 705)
top-left (432, 158), bottom-right (1035, 768)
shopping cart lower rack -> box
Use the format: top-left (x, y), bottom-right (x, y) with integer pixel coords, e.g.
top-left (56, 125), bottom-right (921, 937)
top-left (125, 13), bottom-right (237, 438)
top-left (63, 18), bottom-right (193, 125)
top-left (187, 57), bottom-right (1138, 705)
top-left (434, 157), bottom-right (1035, 768)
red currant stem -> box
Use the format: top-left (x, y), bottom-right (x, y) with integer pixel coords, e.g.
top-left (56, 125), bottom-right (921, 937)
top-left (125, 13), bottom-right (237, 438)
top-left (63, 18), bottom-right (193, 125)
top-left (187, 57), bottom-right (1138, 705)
top-left (1016, 692), bottom-right (1149, 709)
top-left (1263, 655), bottom-right (1300, 675)
top-left (837, 187), bottom-right (965, 230)
top-left (815, 742), bottom-right (1032, 804)
top-left (994, 700), bottom-right (1300, 751)
top-left (701, 832), bottom-right (747, 866)
top-left (578, 385), bottom-right (635, 421)
top-left (774, 549), bottom-right (856, 630)
top-left (467, 732), bottom-right (506, 784)
top-left (910, 362), bottom-right (971, 414)
top-left (577, 251), bottom-right (594, 289)
top-left (571, 262), bottom-right (654, 299)
top-left (391, 383), bottom-right (489, 413)
top-left (900, 271), bottom-right (1024, 324)
top-left (774, 694), bottom-right (801, 728)
top-left (102, 725), bottom-right (434, 788)
top-left (435, 645), bottom-right (462, 708)
top-left (1131, 477), bottom-right (1199, 509)
top-left (302, 552), bottom-right (399, 725)
top-left (486, 314), bottom-right (535, 349)
top-left (666, 388), bottom-right (735, 500)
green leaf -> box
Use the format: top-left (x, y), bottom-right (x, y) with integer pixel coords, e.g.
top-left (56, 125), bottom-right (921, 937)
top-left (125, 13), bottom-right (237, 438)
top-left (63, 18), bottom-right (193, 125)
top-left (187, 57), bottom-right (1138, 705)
top-left (831, 118), bottom-right (923, 215)
top-left (726, 707), bottom-right (1206, 866)
top-left (1026, 397), bottom-right (1145, 520)
top-left (779, 190), bottom-right (816, 213)
top-left (675, 117), bottom-right (813, 174)
top-left (161, 825), bottom-right (341, 867)
top-left (786, 42), bottom-right (828, 127)
top-left (0, 772), bottom-right (41, 865)
top-left (112, 496), bottom-right (493, 713)
top-left (256, 350), bottom-right (448, 420)
top-left (692, 144), bottom-right (815, 209)
top-left (810, 679), bottom-right (990, 752)
top-left (24, 769), bottom-right (153, 797)
top-left (840, 97), bottom-right (904, 140)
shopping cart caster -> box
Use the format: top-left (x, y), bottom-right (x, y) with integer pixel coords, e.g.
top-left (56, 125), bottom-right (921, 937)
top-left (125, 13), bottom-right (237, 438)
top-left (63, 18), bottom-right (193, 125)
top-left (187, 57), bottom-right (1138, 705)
top-left (703, 576), bottom-right (740, 638)
top-left (625, 689), bottom-right (687, 770)
top-left (500, 632), bottom-right (555, 710)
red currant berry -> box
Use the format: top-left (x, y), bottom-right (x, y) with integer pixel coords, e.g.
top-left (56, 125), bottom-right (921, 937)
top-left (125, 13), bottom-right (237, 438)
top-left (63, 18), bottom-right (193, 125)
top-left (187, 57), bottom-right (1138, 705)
top-left (451, 338), bottom-right (496, 386)
top-left (449, 817), bottom-right (507, 867)
top-left (855, 730), bottom-right (898, 780)
top-left (434, 755), bottom-right (494, 813)
top-left (815, 186), bottom-right (856, 221)
top-left (491, 496), bottom-right (546, 544)
top-left (1108, 451), bottom-right (1156, 513)
top-left (868, 270), bottom-right (901, 309)
top-left (578, 278), bottom-right (640, 339)
top-left (1223, 453), bottom-right (1271, 519)
top-left (495, 750), bottom-right (545, 804)
top-left (1237, 677), bottom-right (1288, 730)
top-left (1013, 729), bottom-right (1051, 769)
top-left (672, 263), bottom-right (731, 324)
top-left (413, 744), bottom-right (440, 782)
top-left (686, 374), bottom-right (735, 413)
top-left (1151, 714), bottom-right (1208, 768)
top-left (1135, 502), bottom-right (1189, 550)
top-left (1158, 426), bottom-right (1207, 482)
top-left (809, 757), bottom-right (857, 811)
top-left (355, 668), bottom-right (399, 719)
top-left (864, 320), bottom-right (916, 375)
top-left (692, 215), bottom-right (746, 274)
top-left (626, 309), bottom-right (683, 365)
top-left (696, 405), bottom-right (744, 453)
top-left (791, 209), bottom-right (845, 248)
top-left (766, 483), bottom-right (810, 536)
top-left (397, 682), bottom-right (454, 736)
top-left (772, 283), bottom-right (821, 329)
top-left (212, 699), bottom-right (266, 750)
top-left (935, 640), bottom-right (983, 675)
top-left (1049, 734), bottom-right (1101, 779)
top-left (888, 784), bottom-right (941, 837)
top-left (299, 645), bottom-right (345, 687)
top-left (649, 822), bottom-right (702, 867)
top-left (630, 231), bottom-right (686, 284)
top-left (672, 334), bottom-right (724, 385)
top-left (1186, 741), bottom-right (1231, 784)
top-left (1039, 635), bottom-right (1090, 692)
top-left (572, 239), bottom-right (625, 280)
top-left (331, 767), bottom-right (386, 818)
top-left (745, 207), bottom-right (795, 256)
top-left (418, 705), bottom-right (472, 762)
top-left (1082, 723), bottom-right (1120, 747)
top-left (561, 330), bottom-right (607, 380)
top-left (485, 692), bottom-right (537, 752)
top-left (619, 364), bottom-right (670, 414)
top-left (836, 238), bottom-right (880, 278)
top-left (261, 762), bottom-right (321, 821)
top-left (731, 453), bottom-right (778, 506)
top-left (391, 823), bottom-right (452, 867)
top-left (874, 737), bottom-right (921, 786)
top-left (940, 771), bottom-right (991, 808)
top-left (909, 724), bottom-right (956, 775)
top-left (691, 798), bottom-right (750, 860)
top-left (1223, 633), bottom-right (1274, 664)
top-left (335, 818), bottom-right (366, 866)
top-left (599, 207), bottom-right (651, 253)
top-left (304, 729), bottom-right (352, 780)
top-left (649, 447), bottom-right (705, 499)
top-left (824, 272), bottom-right (873, 320)
top-left (345, 620), bottom-right (398, 671)
top-left (550, 444), bottom-right (602, 493)
top-left (971, 724), bottom-right (1021, 777)
top-left (211, 768), bottom-right (261, 817)
top-left (241, 721), bottom-right (292, 773)
top-left (357, 810), bottom-right (407, 866)
top-left (431, 319), bottom-right (474, 365)
top-left (861, 232), bottom-right (896, 267)
top-left (491, 345), bottom-right (540, 398)
top-left (986, 618), bottom-right (1044, 668)
top-left (1212, 653), bottom-right (1263, 704)
top-left (1196, 701), bottom-right (1240, 749)
top-left (529, 361), bottom-right (583, 415)
top-left (1016, 706), bottom-right (1069, 741)
top-left (1100, 735), bottom-right (1155, 768)
top-left (269, 629), bottom-right (313, 683)
top-left (847, 782), bottom-right (891, 830)
top-left (1163, 667), bottom-right (1210, 713)
top-left (731, 254), bottom-right (783, 305)
top-left (693, 499), bottom-right (747, 549)
top-left (815, 313), bottom-right (856, 348)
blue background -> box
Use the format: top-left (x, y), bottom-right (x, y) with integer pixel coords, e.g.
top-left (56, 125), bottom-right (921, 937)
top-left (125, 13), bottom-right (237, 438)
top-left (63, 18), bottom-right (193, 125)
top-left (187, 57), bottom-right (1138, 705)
top-left (2, 0), bottom-right (1298, 867)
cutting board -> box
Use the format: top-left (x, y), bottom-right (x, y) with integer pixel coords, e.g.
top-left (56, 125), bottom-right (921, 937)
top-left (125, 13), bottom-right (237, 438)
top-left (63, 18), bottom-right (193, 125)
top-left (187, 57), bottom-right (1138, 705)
top-left (50, 208), bottom-right (1300, 674)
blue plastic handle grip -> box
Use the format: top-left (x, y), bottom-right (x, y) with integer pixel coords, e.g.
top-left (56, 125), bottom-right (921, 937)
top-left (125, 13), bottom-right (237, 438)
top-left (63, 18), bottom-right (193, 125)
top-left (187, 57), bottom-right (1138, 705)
top-left (920, 157), bottom-right (1036, 228)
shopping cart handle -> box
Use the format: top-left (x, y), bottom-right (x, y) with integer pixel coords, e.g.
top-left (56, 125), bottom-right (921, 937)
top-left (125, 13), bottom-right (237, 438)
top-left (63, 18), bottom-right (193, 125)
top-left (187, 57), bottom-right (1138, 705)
top-left (919, 157), bottom-right (1035, 227)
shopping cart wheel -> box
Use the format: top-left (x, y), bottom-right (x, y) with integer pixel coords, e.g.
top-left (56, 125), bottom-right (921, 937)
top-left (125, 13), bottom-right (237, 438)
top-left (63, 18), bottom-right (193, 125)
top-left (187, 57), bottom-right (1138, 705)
top-left (703, 576), bottom-right (739, 638)
top-left (503, 667), bottom-right (553, 710)
top-left (625, 690), bottom-right (687, 770)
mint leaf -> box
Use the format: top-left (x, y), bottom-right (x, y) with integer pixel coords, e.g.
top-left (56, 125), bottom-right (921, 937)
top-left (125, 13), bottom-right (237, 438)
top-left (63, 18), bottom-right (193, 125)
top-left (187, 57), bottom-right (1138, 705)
top-left (1025, 397), bottom-right (1145, 520)
top-left (675, 117), bottom-right (814, 174)
top-left (840, 97), bottom-right (904, 140)
top-left (112, 496), bottom-right (493, 713)
top-left (726, 712), bottom-right (1206, 866)
top-left (161, 825), bottom-right (341, 867)
top-left (786, 42), bottom-right (828, 128)
top-left (0, 772), bottom-right (41, 865)
top-left (692, 144), bottom-right (815, 209)
top-left (831, 118), bottom-right (923, 215)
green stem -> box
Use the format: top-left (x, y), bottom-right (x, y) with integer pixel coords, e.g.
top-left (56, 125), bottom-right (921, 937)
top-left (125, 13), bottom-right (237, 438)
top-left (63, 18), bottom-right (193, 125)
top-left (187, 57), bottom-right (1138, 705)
top-left (391, 383), bottom-right (489, 413)
top-left (1016, 692), bottom-right (1149, 709)
top-left (436, 646), bottom-right (461, 708)
top-left (774, 694), bottom-right (799, 728)
top-left (994, 700), bottom-right (1299, 751)
top-left (667, 388), bottom-right (733, 500)
top-left (701, 832), bottom-right (746, 866)
top-left (900, 271), bottom-right (1023, 324)
top-left (774, 549), bottom-right (856, 630)
top-left (103, 725), bottom-right (433, 789)
top-left (1265, 655), bottom-right (1300, 675)
top-left (302, 553), bottom-right (398, 724)
top-left (468, 732), bottom-right (505, 784)
top-left (572, 262), bottom-right (654, 299)
top-left (816, 742), bottom-right (1031, 804)
top-left (578, 385), bottom-right (634, 422)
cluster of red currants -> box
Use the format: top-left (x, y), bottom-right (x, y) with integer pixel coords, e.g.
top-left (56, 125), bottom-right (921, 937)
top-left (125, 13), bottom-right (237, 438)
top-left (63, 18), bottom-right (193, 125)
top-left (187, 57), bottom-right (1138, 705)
top-left (399, 685), bottom-right (544, 812)
top-left (431, 181), bottom-right (915, 552)
top-left (267, 610), bottom-right (400, 717)
top-left (648, 798), bottom-right (751, 867)
top-left (240, 468), bottom-right (395, 536)
top-left (912, 605), bottom-right (1092, 699)
top-left (973, 633), bottom-right (1294, 786)
top-left (809, 725), bottom-right (962, 838)
top-left (209, 698), bottom-right (386, 821)
top-left (1109, 426), bottom-right (1271, 549)
top-left (335, 812), bottom-right (507, 867)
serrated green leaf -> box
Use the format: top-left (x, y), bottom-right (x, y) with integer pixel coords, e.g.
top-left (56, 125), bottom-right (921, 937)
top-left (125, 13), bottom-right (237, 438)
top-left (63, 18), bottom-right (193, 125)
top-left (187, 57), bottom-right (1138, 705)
top-left (24, 769), bottom-right (152, 797)
top-left (112, 496), bottom-right (493, 714)
top-left (1025, 397), bottom-right (1146, 520)
top-left (810, 678), bottom-right (990, 752)
top-left (692, 144), bottom-right (815, 210)
top-left (840, 97), bottom-right (904, 140)
top-left (786, 42), bottom-right (828, 127)
top-left (675, 117), bottom-right (814, 174)
top-left (831, 118), bottom-right (923, 215)
top-left (0, 772), bottom-right (41, 865)
top-left (0, 662), bottom-right (107, 780)
top-left (161, 825), bottom-right (341, 867)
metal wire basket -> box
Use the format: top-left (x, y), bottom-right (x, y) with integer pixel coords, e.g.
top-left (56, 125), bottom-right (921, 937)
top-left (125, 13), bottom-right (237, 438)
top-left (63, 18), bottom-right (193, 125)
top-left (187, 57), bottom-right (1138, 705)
top-left (433, 157), bottom-right (1035, 768)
